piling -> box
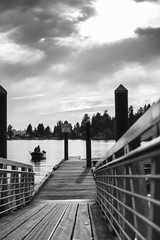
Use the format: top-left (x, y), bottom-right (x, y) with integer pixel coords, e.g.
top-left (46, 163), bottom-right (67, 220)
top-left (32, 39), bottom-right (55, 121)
top-left (115, 84), bottom-right (128, 141)
top-left (86, 120), bottom-right (91, 168)
top-left (64, 132), bottom-right (68, 160)
top-left (0, 86), bottom-right (7, 158)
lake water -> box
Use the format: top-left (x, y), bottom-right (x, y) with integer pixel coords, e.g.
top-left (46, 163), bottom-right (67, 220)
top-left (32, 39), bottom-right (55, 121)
top-left (7, 139), bottom-right (115, 184)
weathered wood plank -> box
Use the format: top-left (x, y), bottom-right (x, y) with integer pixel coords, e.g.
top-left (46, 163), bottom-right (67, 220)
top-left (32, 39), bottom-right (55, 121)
top-left (0, 202), bottom-right (39, 228)
top-left (0, 204), bottom-right (54, 240)
top-left (24, 204), bottom-right (68, 240)
top-left (73, 203), bottom-right (92, 240)
top-left (0, 203), bottom-right (115, 240)
top-left (51, 204), bottom-right (78, 239)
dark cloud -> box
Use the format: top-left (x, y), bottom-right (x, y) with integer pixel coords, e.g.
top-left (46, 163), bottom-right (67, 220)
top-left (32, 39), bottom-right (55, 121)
top-left (0, 0), bottom-right (96, 47)
top-left (0, 42), bottom-right (72, 81)
top-left (135, 27), bottom-right (160, 39)
top-left (0, 0), bottom-right (95, 14)
top-left (0, 0), bottom-right (96, 84)
top-left (65, 27), bottom-right (160, 83)
top-left (0, 0), bottom-right (100, 86)
top-left (77, 5), bottom-right (96, 22)
top-left (8, 11), bottom-right (77, 45)
top-left (0, 0), bottom-right (38, 11)
top-left (134, 0), bottom-right (160, 2)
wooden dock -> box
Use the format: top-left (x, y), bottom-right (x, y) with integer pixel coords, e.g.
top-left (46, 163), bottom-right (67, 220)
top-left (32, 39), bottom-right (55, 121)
top-left (33, 160), bottom-right (96, 201)
top-left (0, 160), bottom-right (115, 240)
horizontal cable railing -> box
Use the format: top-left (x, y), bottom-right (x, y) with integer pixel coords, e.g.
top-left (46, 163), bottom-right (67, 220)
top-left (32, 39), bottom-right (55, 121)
top-left (0, 157), bottom-right (34, 217)
top-left (94, 100), bottom-right (160, 240)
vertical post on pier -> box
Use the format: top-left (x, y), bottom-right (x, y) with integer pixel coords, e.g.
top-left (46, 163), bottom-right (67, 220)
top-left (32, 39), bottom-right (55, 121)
top-left (86, 120), bottom-right (91, 168)
top-left (64, 132), bottom-right (68, 160)
top-left (115, 84), bottom-right (128, 141)
top-left (62, 122), bottom-right (70, 161)
top-left (0, 86), bottom-right (7, 158)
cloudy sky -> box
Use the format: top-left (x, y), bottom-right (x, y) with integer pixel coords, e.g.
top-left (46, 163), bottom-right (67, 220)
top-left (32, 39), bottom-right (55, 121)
top-left (1, 0), bottom-right (160, 130)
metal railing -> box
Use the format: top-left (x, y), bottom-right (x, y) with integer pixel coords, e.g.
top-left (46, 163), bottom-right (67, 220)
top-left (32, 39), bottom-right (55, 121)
top-left (0, 157), bottom-right (34, 216)
top-left (94, 100), bottom-right (160, 240)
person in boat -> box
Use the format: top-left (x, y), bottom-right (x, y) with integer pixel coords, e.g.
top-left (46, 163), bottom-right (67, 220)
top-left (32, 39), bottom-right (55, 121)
top-left (34, 145), bottom-right (40, 152)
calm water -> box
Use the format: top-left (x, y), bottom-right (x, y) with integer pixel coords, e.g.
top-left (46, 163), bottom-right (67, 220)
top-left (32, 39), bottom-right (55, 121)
top-left (7, 140), bottom-right (115, 184)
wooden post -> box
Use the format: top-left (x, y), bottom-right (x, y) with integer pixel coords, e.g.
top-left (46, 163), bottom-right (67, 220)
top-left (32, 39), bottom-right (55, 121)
top-left (86, 120), bottom-right (91, 168)
top-left (115, 84), bottom-right (128, 141)
top-left (64, 132), bottom-right (68, 160)
top-left (0, 86), bottom-right (7, 158)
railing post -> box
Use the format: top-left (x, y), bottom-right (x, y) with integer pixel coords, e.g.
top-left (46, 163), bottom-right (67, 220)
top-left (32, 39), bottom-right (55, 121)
top-left (86, 120), bottom-right (91, 168)
top-left (0, 86), bottom-right (7, 158)
top-left (149, 157), bottom-right (160, 239)
top-left (11, 166), bottom-right (20, 209)
top-left (0, 163), bottom-right (8, 215)
top-left (115, 84), bottom-right (128, 141)
top-left (21, 167), bottom-right (26, 205)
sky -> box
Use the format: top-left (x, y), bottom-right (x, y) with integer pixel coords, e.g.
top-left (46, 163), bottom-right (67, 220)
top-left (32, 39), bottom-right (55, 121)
top-left (0, 0), bottom-right (160, 130)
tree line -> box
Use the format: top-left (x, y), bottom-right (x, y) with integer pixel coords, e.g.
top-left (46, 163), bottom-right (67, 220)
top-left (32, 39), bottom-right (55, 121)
top-left (8, 103), bottom-right (151, 140)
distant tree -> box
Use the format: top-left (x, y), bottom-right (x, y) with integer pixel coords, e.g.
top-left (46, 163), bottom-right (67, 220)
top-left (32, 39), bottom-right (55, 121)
top-left (102, 110), bottom-right (113, 130)
top-left (53, 121), bottom-right (63, 139)
top-left (33, 127), bottom-right (38, 138)
top-left (128, 105), bottom-right (135, 127)
top-left (7, 124), bottom-right (13, 140)
top-left (75, 122), bottom-right (80, 129)
top-left (91, 112), bottom-right (102, 135)
top-left (26, 124), bottom-right (33, 137)
top-left (53, 126), bottom-right (57, 137)
top-left (128, 103), bottom-right (152, 128)
top-left (133, 104), bottom-right (151, 124)
top-left (37, 123), bottom-right (45, 137)
top-left (73, 122), bottom-right (81, 138)
top-left (103, 128), bottom-right (112, 140)
top-left (143, 104), bottom-right (151, 113)
top-left (81, 114), bottom-right (90, 125)
top-left (69, 129), bottom-right (77, 139)
top-left (80, 114), bottom-right (90, 138)
top-left (44, 125), bottom-right (52, 138)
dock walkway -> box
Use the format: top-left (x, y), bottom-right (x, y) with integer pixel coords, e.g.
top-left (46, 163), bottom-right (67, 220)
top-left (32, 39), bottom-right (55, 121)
top-left (33, 160), bottom-right (96, 201)
top-left (0, 160), bottom-right (115, 240)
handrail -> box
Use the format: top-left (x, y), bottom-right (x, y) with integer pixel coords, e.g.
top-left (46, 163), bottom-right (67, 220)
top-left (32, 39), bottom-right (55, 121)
top-left (94, 101), bottom-right (160, 239)
top-left (0, 157), bottom-right (33, 169)
top-left (96, 136), bottom-right (160, 171)
top-left (0, 158), bottom-right (34, 217)
top-left (96, 100), bottom-right (160, 168)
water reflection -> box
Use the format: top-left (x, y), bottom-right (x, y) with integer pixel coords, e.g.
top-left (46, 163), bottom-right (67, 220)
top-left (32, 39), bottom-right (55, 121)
top-left (31, 158), bottom-right (41, 170)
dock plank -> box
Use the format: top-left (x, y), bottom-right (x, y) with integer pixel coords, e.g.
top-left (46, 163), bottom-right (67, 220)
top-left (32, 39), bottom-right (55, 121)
top-left (0, 202), bottom-right (40, 228)
top-left (24, 204), bottom-right (68, 240)
top-left (51, 203), bottom-right (78, 239)
top-left (0, 202), bottom-right (115, 240)
top-left (0, 203), bottom-right (50, 239)
top-left (2, 204), bottom-right (57, 240)
top-left (73, 203), bottom-right (92, 240)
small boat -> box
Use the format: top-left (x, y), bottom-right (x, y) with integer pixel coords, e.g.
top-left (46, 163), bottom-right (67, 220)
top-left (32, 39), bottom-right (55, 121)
top-left (30, 150), bottom-right (46, 160)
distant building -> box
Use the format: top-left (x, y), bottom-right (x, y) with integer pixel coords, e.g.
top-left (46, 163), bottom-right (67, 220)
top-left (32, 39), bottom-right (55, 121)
top-left (13, 129), bottom-right (26, 136)
top-left (12, 129), bottom-right (29, 139)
